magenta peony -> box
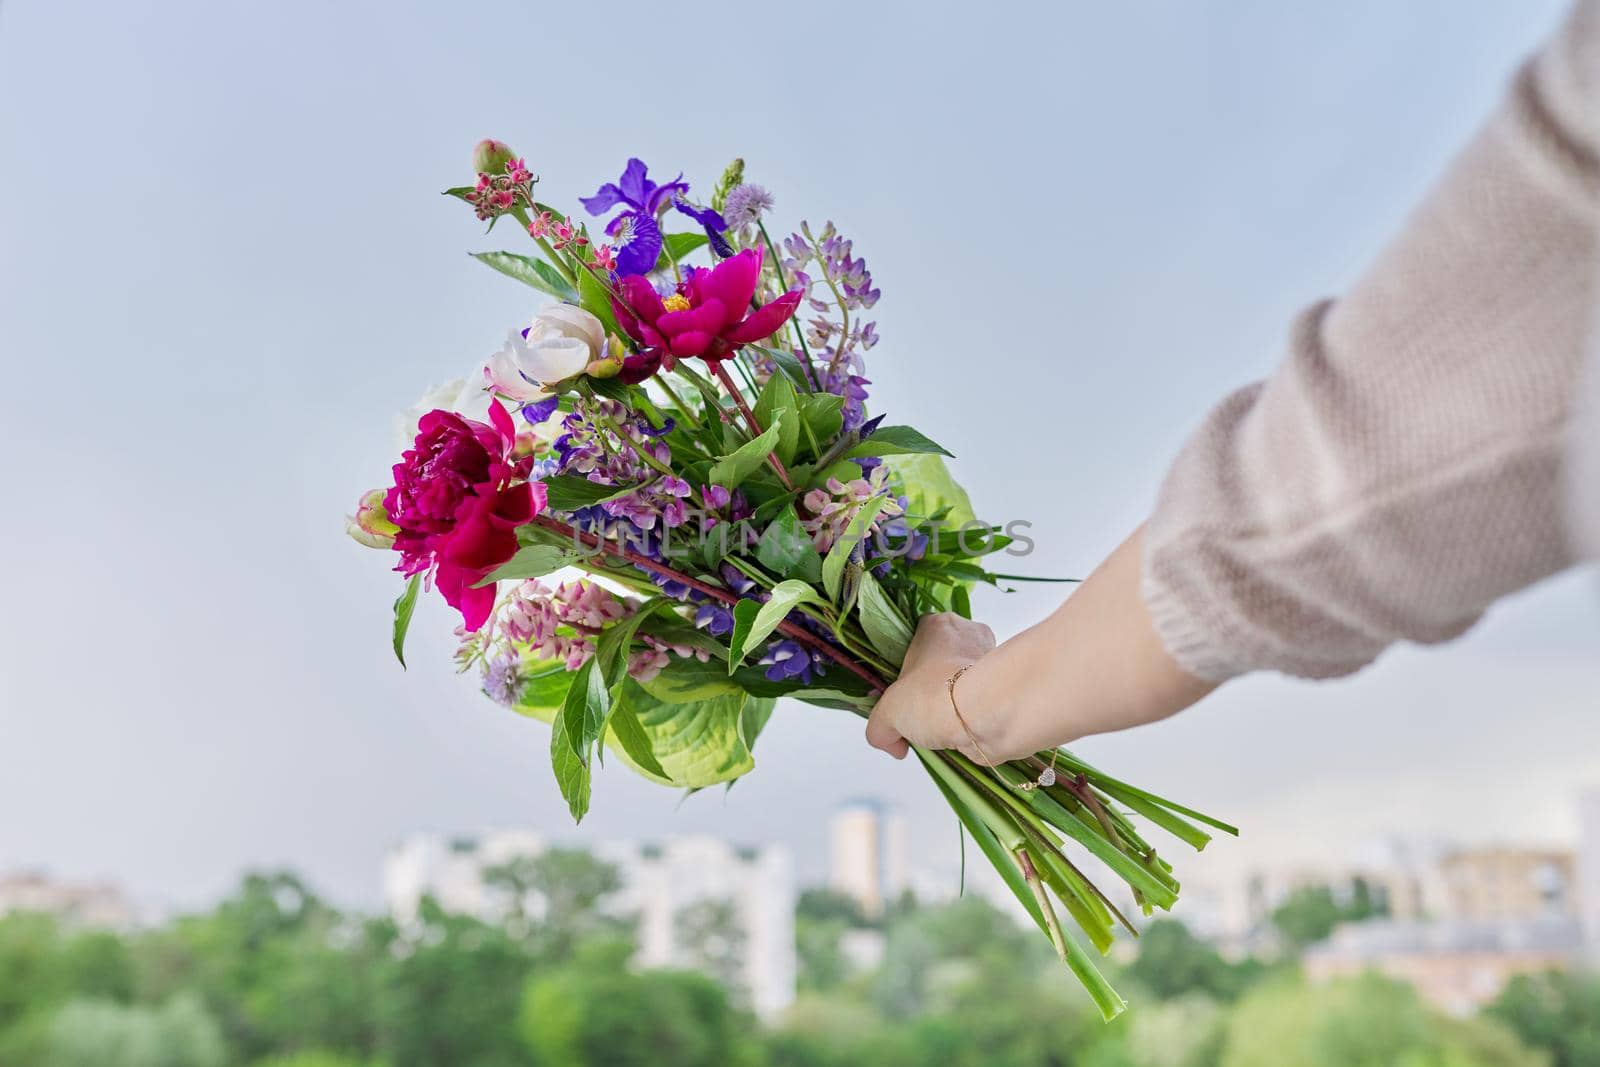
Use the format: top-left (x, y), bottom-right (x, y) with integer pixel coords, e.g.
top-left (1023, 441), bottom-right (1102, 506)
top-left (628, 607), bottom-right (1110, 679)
top-left (383, 400), bottom-right (545, 630)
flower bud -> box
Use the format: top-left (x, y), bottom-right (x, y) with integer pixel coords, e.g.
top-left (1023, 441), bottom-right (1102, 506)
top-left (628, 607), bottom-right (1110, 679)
top-left (471, 139), bottom-right (517, 176)
top-left (346, 488), bottom-right (399, 549)
top-left (584, 336), bottom-right (626, 379)
top-left (711, 157), bottom-right (745, 213)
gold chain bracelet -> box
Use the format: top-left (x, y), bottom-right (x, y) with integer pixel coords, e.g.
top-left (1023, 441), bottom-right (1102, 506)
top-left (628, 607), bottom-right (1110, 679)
top-left (945, 664), bottom-right (1059, 791)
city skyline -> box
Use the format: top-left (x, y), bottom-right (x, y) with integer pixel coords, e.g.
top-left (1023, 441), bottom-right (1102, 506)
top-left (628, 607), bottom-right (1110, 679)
top-left (1, 0), bottom-right (1597, 914)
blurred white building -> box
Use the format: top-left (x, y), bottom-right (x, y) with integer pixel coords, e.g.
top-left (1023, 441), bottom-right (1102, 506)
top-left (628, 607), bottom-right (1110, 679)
top-left (384, 830), bottom-right (795, 1019)
top-left (827, 798), bottom-right (907, 919)
top-left (1304, 915), bottom-right (1582, 1016)
top-left (0, 871), bottom-right (135, 929)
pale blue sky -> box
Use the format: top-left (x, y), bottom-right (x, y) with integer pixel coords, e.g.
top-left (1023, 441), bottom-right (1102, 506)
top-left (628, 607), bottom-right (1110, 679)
top-left (1, 0), bottom-right (1595, 910)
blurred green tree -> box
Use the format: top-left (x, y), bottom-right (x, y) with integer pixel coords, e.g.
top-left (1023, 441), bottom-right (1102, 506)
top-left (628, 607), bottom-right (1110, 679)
top-left (1269, 883), bottom-right (1383, 953)
top-left (42, 993), bottom-right (225, 1067)
top-left (482, 848), bottom-right (628, 963)
top-left (1124, 920), bottom-right (1266, 1003)
top-left (371, 900), bottom-right (536, 1067)
top-left (519, 964), bottom-right (761, 1067)
top-left (1219, 973), bottom-right (1544, 1067)
top-left (1486, 969), bottom-right (1600, 1067)
top-left (675, 897), bottom-right (747, 995)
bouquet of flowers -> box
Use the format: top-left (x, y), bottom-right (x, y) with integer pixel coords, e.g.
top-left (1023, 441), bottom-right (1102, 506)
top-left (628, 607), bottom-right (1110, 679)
top-left (348, 140), bottom-right (1236, 1019)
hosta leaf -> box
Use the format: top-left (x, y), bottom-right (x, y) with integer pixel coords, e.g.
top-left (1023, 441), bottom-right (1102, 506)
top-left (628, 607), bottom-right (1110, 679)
top-left (890, 453), bottom-right (976, 529)
top-left (638, 656), bottom-right (743, 703)
top-left (603, 680), bottom-right (759, 787)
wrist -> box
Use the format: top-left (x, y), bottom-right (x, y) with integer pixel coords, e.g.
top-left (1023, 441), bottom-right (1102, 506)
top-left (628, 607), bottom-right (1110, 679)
top-left (946, 658), bottom-right (1017, 763)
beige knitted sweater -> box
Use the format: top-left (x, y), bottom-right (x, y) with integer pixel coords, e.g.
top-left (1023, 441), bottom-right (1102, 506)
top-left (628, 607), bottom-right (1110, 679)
top-left (1143, 1), bottom-right (1600, 682)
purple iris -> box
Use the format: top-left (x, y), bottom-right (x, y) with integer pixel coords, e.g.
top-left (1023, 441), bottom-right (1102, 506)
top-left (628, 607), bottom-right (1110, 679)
top-left (580, 159), bottom-right (729, 276)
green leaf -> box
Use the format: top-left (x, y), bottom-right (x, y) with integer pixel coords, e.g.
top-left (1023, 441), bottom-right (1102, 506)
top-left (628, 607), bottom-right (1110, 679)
top-left (739, 697), bottom-right (776, 754)
top-left (560, 658), bottom-right (611, 763)
top-left (638, 655), bottom-right (744, 703)
top-left (604, 680), bottom-right (758, 787)
top-left (848, 424), bottom-right (953, 458)
top-left (550, 659), bottom-right (609, 822)
top-left (708, 420), bottom-right (782, 490)
top-left (594, 600), bottom-right (668, 683)
top-left (798, 393), bottom-right (845, 442)
top-left (856, 572), bottom-right (914, 667)
top-left (543, 474), bottom-right (640, 512)
top-left (511, 664), bottom-right (573, 714)
top-left (822, 495), bottom-right (888, 602)
top-left (469, 251), bottom-right (578, 302)
top-left (755, 509), bottom-right (823, 583)
top-left (653, 232), bottom-right (710, 271)
top-left (748, 344), bottom-right (815, 392)
top-left (473, 544), bottom-right (583, 587)
top-left (576, 264), bottom-right (623, 340)
top-left (725, 599), bottom-right (762, 671)
top-left (391, 574), bottom-right (421, 669)
top-left (752, 374), bottom-right (801, 464)
top-left (733, 579), bottom-right (822, 670)
top-left (890, 453), bottom-right (977, 529)
top-left (605, 691), bottom-right (669, 780)
top-left (549, 705), bottom-right (590, 822)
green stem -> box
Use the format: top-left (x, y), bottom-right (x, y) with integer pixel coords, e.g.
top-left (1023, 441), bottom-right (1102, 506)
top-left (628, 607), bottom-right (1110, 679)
top-left (710, 361), bottom-right (795, 491)
top-left (758, 220), bottom-right (822, 391)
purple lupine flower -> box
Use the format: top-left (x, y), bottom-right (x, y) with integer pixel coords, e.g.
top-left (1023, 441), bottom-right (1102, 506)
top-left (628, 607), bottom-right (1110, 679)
top-left (521, 395), bottom-right (561, 425)
top-left (580, 159), bottom-right (728, 275)
top-left (719, 563), bottom-right (757, 596)
top-left (695, 603), bottom-right (735, 637)
top-left (758, 639), bottom-right (824, 684)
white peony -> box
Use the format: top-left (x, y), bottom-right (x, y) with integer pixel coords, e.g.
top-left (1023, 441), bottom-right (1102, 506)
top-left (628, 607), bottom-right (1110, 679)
top-left (485, 305), bottom-right (606, 403)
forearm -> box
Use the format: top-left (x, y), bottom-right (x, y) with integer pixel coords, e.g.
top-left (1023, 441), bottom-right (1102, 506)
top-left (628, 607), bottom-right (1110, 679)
top-left (959, 527), bottom-right (1215, 756)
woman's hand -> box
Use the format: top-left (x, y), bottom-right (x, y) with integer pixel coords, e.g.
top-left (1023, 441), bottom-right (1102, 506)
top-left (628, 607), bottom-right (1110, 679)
top-left (864, 613), bottom-right (1003, 763)
top-left (863, 528), bottom-right (1218, 764)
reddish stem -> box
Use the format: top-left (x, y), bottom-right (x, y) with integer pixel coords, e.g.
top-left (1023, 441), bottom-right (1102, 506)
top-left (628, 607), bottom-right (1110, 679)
top-left (529, 514), bottom-right (885, 693)
top-left (710, 361), bottom-right (795, 491)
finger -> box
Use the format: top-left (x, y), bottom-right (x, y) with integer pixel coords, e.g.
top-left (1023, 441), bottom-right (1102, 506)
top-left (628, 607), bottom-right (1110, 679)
top-left (864, 705), bottom-right (908, 758)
